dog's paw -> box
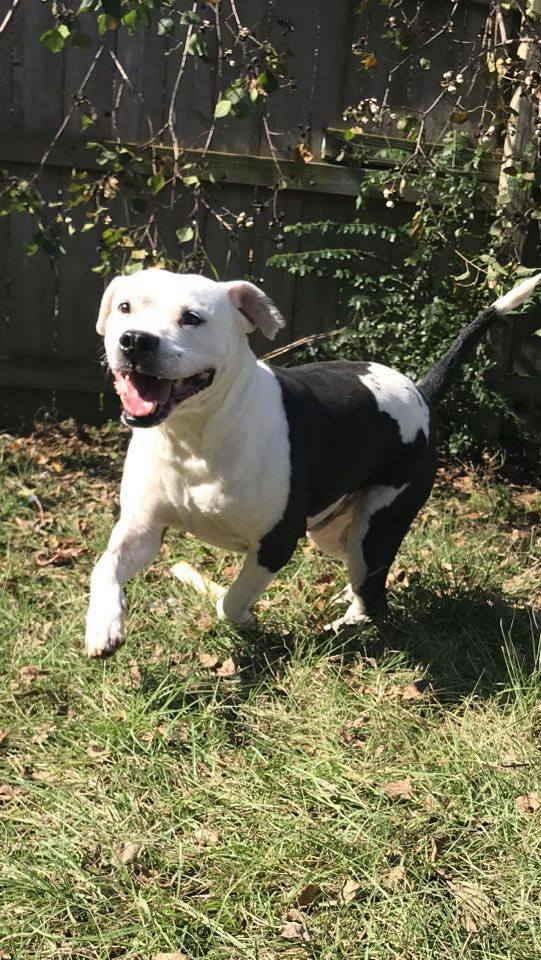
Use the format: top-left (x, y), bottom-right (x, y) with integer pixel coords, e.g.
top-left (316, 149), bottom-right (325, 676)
top-left (216, 595), bottom-right (258, 632)
top-left (85, 599), bottom-right (125, 658)
top-left (324, 598), bottom-right (371, 635)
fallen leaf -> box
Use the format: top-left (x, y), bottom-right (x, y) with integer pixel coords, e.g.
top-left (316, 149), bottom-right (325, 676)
top-left (341, 716), bottom-right (368, 745)
top-left (447, 879), bottom-right (494, 932)
top-left (286, 908), bottom-right (304, 923)
top-left (382, 776), bottom-right (413, 801)
top-left (112, 841), bottom-right (141, 866)
top-left (402, 680), bottom-right (429, 701)
top-left (296, 883), bottom-right (321, 908)
top-left (199, 652), bottom-right (219, 669)
top-left (216, 657), bottom-right (237, 678)
top-left (515, 792), bottom-right (540, 814)
top-left (340, 877), bottom-right (361, 903)
top-left (87, 744), bottom-right (110, 763)
top-left (196, 610), bottom-right (213, 631)
top-left (29, 769), bottom-right (58, 784)
top-left (35, 538), bottom-right (88, 567)
top-left (129, 659), bottom-right (143, 688)
top-left (0, 784), bottom-right (20, 801)
top-left (155, 953), bottom-right (189, 960)
top-left (193, 827), bottom-right (219, 847)
top-left (384, 864), bottom-right (406, 888)
top-left (0, 730), bottom-right (8, 745)
top-left (281, 921), bottom-right (310, 941)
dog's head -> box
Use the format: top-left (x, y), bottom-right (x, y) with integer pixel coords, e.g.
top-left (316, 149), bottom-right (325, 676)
top-left (97, 269), bottom-right (285, 428)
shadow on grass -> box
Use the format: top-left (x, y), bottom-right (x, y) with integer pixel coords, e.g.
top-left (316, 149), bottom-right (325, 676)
top-left (236, 583), bottom-right (540, 705)
top-left (137, 585), bottom-right (539, 740)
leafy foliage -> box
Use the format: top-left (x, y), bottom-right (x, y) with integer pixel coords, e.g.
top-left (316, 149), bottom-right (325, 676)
top-left (269, 134), bottom-right (539, 454)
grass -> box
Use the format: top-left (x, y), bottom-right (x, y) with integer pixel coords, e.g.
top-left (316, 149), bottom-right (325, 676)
top-left (1, 419), bottom-right (540, 960)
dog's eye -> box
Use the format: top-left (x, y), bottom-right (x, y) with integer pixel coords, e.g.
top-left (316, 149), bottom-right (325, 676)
top-left (118, 301), bottom-right (131, 314)
top-left (181, 311), bottom-right (204, 327)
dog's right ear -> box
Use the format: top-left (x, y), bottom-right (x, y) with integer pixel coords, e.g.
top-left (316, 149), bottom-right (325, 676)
top-left (96, 277), bottom-right (119, 336)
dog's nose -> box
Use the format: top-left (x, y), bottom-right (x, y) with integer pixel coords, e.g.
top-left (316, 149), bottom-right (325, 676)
top-left (119, 330), bottom-right (159, 360)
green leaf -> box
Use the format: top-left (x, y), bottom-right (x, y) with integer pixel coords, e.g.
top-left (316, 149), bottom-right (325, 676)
top-left (148, 173), bottom-right (166, 195)
top-left (214, 99), bottom-right (232, 118)
top-left (450, 109), bottom-right (469, 124)
top-left (158, 17), bottom-right (174, 36)
top-left (176, 225), bottom-right (194, 244)
top-left (40, 28), bottom-right (67, 53)
top-left (258, 69), bottom-right (279, 94)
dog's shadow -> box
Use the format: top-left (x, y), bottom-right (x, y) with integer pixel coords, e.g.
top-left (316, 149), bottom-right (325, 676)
top-left (236, 584), bottom-right (539, 705)
top-left (140, 585), bottom-right (538, 748)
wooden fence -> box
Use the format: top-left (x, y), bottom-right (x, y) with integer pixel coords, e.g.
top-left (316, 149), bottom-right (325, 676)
top-left (0, 0), bottom-right (539, 428)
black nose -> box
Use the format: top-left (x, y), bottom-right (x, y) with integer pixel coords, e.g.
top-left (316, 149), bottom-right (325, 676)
top-left (119, 329), bottom-right (159, 360)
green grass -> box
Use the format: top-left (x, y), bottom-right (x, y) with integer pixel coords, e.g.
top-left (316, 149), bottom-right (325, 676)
top-left (1, 420), bottom-right (540, 960)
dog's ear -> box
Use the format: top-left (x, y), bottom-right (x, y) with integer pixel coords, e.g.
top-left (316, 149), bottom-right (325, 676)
top-left (96, 277), bottom-right (119, 336)
top-left (224, 281), bottom-right (285, 340)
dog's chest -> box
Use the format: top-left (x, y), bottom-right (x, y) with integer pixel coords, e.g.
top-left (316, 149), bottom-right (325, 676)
top-left (159, 451), bottom-right (279, 551)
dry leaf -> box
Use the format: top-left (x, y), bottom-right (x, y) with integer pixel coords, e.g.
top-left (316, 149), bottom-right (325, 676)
top-left (402, 680), bottom-right (428, 701)
top-left (216, 657), bottom-right (237, 678)
top-left (296, 883), bottom-right (321, 908)
top-left (196, 610), bottom-right (213, 631)
top-left (87, 744), bottom-right (110, 762)
top-left (199, 652), bottom-right (219, 669)
top-left (113, 841), bottom-right (141, 866)
top-left (0, 731), bottom-right (8, 745)
top-left (448, 879), bottom-right (494, 932)
top-left (515, 792), bottom-right (540, 815)
top-left (384, 864), bottom-right (406, 888)
top-left (382, 776), bottom-right (413, 801)
top-left (155, 953), bottom-right (189, 960)
top-left (281, 921), bottom-right (310, 941)
top-left (194, 827), bottom-right (219, 847)
top-left (340, 877), bottom-right (361, 903)
top-left (0, 784), bottom-right (20, 801)
top-left (30, 769), bottom-right (58, 784)
top-left (295, 142), bottom-right (313, 164)
top-left (129, 659), bottom-right (143, 688)
top-left (363, 51), bottom-right (377, 70)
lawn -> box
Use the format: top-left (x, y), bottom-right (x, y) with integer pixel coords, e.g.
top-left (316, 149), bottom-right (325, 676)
top-left (1, 419), bottom-right (540, 960)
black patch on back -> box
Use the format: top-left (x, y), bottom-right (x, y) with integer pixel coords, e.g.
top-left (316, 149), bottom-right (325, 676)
top-left (257, 360), bottom-right (433, 573)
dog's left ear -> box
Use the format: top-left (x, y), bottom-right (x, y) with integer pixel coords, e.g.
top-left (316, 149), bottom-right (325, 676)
top-left (96, 277), bottom-right (119, 336)
top-left (224, 281), bottom-right (285, 340)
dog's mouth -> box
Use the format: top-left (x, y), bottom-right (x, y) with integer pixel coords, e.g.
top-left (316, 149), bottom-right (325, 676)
top-left (114, 368), bottom-right (215, 428)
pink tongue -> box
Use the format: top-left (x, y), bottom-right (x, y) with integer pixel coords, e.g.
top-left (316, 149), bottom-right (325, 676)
top-left (114, 372), bottom-right (171, 418)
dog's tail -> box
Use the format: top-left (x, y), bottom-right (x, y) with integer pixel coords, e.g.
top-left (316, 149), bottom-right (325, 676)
top-left (417, 273), bottom-right (541, 407)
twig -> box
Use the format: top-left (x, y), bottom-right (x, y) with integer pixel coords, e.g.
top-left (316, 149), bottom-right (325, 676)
top-left (34, 44), bottom-right (105, 178)
top-left (0, 0), bottom-right (20, 34)
top-left (262, 328), bottom-right (344, 362)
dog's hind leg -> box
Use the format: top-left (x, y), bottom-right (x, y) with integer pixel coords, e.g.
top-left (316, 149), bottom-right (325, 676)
top-left (85, 517), bottom-right (164, 657)
top-left (327, 467), bottom-right (436, 634)
top-left (216, 553), bottom-right (278, 629)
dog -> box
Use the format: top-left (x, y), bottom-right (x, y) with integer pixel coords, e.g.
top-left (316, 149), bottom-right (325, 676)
top-left (85, 268), bottom-right (541, 657)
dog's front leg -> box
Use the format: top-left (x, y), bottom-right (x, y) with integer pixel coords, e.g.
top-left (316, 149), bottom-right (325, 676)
top-left (216, 553), bottom-right (276, 630)
top-left (85, 518), bottom-right (163, 658)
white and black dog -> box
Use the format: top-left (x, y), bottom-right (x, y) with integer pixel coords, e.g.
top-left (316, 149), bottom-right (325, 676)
top-left (85, 268), bottom-right (540, 657)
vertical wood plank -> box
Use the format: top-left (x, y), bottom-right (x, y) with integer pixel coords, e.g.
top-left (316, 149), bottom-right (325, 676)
top-left (261, 0), bottom-right (322, 159)
top-left (114, 16), bottom-right (168, 142)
